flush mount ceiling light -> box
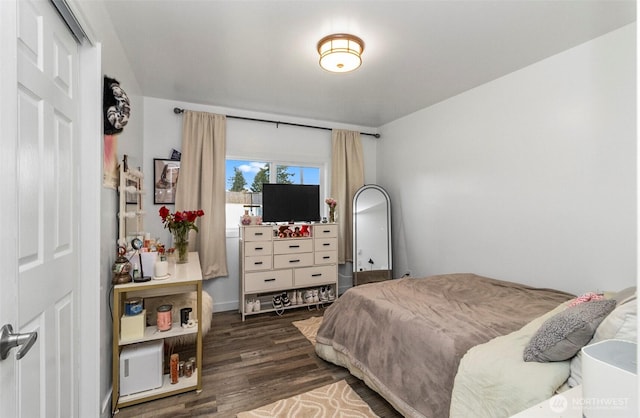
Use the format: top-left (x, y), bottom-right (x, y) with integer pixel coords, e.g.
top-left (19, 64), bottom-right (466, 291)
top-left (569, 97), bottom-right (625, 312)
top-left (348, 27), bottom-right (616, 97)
top-left (317, 33), bottom-right (365, 73)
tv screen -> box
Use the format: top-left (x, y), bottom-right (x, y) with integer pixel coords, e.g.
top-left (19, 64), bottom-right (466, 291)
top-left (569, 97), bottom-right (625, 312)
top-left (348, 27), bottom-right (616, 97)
top-left (262, 184), bottom-right (320, 223)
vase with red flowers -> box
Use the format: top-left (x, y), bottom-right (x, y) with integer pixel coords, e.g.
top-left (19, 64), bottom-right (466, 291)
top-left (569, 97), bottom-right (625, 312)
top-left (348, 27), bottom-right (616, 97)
top-left (159, 206), bottom-right (205, 264)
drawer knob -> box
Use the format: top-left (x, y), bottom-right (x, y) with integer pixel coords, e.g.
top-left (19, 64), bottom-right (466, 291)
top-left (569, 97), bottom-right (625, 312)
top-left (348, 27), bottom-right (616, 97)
top-left (255, 232), bottom-right (263, 236)
top-left (255, 247), bottom-right (263, 250)
top-left (312, 273), bottom-right (322, 277)
top-left (264, 278), bottom-right (276, 282)
top-left (323, 243), bottom-right (330, 246)
top-left (323, 256), bottom-right (330, 259)
top-left (254, 261), bottom-right (263, 265)
top-left (289, 259), bottom-right (300, 263)
top-left (289, 245), bottom-right (300, 248)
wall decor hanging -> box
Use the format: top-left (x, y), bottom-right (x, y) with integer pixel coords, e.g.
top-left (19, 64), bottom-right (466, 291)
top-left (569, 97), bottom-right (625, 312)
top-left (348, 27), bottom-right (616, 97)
top-left (103, 134), bottom-right (118, 189)
top-left (103, 76), bottom-right (131, 135)
top-left (102, 76), bottom-right (131, 188)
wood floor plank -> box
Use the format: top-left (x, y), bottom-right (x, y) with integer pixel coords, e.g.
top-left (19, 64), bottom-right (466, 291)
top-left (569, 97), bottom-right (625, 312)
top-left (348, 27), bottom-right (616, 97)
top-left (114, 308), bottom-right (402, 417)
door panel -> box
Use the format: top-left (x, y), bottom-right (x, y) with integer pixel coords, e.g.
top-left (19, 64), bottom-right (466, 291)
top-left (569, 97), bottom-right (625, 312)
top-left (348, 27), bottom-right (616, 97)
top-left (14, 0), bottom-right (79, 416)
top-left (56, 295), bottom-right (74, 418)
top-left (19, 316), bottom-right (42, 418)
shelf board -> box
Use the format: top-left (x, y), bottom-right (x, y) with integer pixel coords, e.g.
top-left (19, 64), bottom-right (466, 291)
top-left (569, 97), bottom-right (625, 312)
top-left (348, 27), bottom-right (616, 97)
top-left (245, 281), bottom-right (338, 298)
top-left (244, 299), bottom-right (336, 316)
top-left (119, 321), bottom-right (198, 346)
top-left (117, 372), bottom-right (198, 408)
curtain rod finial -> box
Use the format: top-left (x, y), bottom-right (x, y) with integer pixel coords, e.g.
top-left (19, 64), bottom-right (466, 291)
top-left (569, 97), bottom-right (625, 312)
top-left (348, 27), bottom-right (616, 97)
top-left (173, 107), bottom-right (184, 114)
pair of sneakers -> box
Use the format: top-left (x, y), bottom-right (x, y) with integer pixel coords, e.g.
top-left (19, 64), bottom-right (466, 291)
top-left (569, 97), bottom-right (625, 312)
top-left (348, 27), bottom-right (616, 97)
top-left (303, 289), bottom-right (320, 304)
top-left (289, 290), bottom-right (309, 305)
top-left (327, 285), bottom-right (336, 301)
top-left (272, 292), bottom-right (292, 309)
top-left (318, 286), bottom-right (330, 302)
top-left (307, 286), bottom-right (336, 303)
top-left (245, 298), bottom-right (261, 313)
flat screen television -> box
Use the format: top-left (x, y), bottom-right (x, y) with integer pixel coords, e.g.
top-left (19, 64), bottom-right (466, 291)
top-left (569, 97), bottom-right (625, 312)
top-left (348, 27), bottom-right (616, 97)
top-left (262, 183), bottom-right (320, 223)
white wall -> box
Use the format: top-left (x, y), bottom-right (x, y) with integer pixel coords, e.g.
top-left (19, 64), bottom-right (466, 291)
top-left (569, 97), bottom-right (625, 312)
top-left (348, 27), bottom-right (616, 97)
top-left (378, 24), bottom-right (636, 295)
top-left (142, 97), bottom-right (378, 310)
top-left (71, 2), bottom-right (144, 416)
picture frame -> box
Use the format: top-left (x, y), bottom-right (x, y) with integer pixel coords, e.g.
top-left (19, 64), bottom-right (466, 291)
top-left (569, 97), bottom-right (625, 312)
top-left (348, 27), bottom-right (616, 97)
top-left (154, 158), bottom-right (180, 204)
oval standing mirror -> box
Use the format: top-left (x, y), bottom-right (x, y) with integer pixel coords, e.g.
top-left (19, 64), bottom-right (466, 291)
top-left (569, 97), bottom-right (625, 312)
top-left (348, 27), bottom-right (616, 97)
top-left (353, 184), bottom-right (392, 286)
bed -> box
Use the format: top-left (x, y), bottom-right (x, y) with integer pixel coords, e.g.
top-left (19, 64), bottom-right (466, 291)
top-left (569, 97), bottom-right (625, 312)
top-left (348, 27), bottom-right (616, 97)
top-left (314, 273), bottom-right (576, 418)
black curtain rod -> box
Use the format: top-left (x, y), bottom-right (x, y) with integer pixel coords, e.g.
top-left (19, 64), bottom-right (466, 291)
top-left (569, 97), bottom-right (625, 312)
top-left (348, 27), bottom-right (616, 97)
top-left (173, 107), bottom-right (380, 138)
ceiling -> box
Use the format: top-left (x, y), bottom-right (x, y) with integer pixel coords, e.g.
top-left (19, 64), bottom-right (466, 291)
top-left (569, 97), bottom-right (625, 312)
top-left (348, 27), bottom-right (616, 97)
top-left (103, 1), bottom-right (636, 128)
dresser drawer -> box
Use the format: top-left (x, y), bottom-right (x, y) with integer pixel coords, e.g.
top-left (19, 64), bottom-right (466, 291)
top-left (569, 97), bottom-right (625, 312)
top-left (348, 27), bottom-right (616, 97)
top-left (314, 237), bottom-right (337, 252)
top-left (242, 226), bottom-right (273, 241)
top-left (294, 265), bottom-right (337, 287)
top-left (244, 255), bottom-right (273, 271)
top-left (244, 241), bottom-right (272, 256)
top-left (245, 269), bottom-right (293, 293)
top-left (273, 239), bottom-right (313, 254)
top-left (274, 252), bottom-right (313, 269)
top-left (314, 224), bottom-right (338, 238)
top-left (315, 251), bottom-right (337, 265)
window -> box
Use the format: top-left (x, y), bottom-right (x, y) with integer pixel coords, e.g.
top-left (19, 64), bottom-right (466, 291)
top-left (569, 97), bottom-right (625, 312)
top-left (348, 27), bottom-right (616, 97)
top-left (225, 159), bottom-right (321, 234)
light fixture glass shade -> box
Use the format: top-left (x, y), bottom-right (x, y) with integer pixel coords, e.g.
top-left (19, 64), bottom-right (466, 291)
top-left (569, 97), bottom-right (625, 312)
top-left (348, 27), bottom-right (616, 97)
top-left (317, 34), bottom-right (365, 73)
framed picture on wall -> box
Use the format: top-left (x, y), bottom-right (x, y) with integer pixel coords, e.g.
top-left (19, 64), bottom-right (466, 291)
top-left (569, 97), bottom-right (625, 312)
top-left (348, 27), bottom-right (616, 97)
top-left (154, 158), bottom-right (180, 204)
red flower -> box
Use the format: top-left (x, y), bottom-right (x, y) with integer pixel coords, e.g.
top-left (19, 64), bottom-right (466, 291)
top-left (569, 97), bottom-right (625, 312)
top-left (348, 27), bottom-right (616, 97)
top-left (158, 206), bottom-right (205, 237)
top-left (159, 206), bottom-right (170, 221)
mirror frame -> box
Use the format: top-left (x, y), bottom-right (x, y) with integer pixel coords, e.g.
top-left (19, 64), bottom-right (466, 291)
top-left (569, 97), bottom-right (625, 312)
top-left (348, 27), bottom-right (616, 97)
top-left (352, 184), bottom-right (392, 286)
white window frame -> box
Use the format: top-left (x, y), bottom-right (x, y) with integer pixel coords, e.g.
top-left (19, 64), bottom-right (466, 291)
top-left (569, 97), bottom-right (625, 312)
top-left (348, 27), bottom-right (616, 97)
top-left (225, 157), bottom-right (326, 237)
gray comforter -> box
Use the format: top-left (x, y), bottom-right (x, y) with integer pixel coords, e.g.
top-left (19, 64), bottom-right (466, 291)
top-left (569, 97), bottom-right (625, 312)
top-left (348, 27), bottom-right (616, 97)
top-left (315, 273), bottom-right (573, 418)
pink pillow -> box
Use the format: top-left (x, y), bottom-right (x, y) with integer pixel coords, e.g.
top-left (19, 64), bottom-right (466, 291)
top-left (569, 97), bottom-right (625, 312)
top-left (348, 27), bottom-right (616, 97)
top-left (568, 292), bottom-right (604, 307)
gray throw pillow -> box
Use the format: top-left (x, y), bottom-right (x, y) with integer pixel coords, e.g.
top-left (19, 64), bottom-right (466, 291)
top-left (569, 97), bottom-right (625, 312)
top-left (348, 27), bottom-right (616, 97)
top-left (523, 299), bottom-right (616, 362)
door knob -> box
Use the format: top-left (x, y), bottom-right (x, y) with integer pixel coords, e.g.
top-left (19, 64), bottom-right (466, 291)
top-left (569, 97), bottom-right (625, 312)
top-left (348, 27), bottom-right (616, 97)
top-left (0, 324), bottom-right (37, 360)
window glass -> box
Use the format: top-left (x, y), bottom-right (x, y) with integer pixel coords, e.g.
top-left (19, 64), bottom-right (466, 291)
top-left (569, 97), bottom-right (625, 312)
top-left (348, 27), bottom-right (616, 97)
top-left (225, 160), bottom-right (321, 234)
top-left (276, 165), bottom-right (320, 185)
top-left (226, 159), bottom-right (266, 233)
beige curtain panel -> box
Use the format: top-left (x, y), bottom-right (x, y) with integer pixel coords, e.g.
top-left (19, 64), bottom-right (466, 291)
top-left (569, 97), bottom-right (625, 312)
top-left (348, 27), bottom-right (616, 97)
top-left (176, 111), bottom-right (228, 279)
top-left (331, 129), bottom-right (364, 264)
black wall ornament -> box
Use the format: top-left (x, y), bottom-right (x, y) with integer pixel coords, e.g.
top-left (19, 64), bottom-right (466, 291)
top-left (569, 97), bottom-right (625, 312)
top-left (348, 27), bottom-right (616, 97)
top-left (103, 76), bottom-right (131, 135)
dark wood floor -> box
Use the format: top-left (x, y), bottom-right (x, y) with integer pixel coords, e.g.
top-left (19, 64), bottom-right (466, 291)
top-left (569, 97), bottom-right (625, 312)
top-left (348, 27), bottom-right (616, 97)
top-left (114, 307), bottom-right (402, 417)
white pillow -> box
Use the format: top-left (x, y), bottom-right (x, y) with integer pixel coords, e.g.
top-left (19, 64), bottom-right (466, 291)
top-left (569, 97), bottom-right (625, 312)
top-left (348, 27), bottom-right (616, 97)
top-left (568, 290), bottom-right (636, 387)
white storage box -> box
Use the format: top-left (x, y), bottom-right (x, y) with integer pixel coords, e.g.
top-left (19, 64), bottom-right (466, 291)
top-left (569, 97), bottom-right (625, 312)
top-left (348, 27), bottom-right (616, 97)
top-left (582, 339), bottom-right (637, 418)
top-left (120, 309), bottom-right (146, 342)
top-left (119, 340), bottom-right (163, 396)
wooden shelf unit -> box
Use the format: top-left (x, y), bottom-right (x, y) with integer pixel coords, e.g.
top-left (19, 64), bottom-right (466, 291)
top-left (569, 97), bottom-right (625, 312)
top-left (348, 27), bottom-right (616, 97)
top-left (111, 252), bottom-right (203, 412)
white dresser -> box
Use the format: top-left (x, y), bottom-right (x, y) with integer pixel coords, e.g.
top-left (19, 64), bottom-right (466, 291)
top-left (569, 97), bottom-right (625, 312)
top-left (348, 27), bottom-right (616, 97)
top-left (239, 223), bottom-right (338, 320)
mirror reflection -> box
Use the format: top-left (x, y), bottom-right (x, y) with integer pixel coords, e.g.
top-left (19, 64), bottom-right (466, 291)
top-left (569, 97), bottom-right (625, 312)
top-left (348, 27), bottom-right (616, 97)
top-left (353, 184), bottom-right (392, 286)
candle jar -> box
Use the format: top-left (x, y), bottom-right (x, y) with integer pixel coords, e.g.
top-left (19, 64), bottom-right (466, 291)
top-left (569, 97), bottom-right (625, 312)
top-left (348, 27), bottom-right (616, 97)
top-left (170, 354), bottom-right (179, 384)
top-left (156, 304), bottom-right (172, 331)
top-left (154, 255), bottom-right (168, 278)
top-left (124, 297), bottom-right (143, 316)
top-left (184, 360), bottom-right (193, 378)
